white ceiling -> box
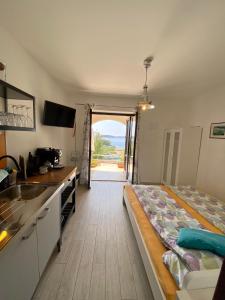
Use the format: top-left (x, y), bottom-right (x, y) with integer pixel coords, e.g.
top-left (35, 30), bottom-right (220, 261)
top-left (0, 0), bottom-right (225, 98)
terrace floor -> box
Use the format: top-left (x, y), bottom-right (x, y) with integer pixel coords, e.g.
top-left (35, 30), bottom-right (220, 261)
top-left (91, 163), bottom-right (126, 181)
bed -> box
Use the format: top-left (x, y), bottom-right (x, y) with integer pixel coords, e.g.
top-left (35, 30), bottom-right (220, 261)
top-left (123, 184), bottom-right (224, 300)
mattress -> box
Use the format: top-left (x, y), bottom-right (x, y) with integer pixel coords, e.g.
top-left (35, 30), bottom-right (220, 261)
top-left (124, 185), bottom-right (223, 300)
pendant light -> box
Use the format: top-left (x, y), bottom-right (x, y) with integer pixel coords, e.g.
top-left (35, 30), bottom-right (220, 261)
top-left (138, 56), bottom-right (155, 111)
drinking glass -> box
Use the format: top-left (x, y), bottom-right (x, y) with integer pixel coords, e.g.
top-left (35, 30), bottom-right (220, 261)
top-left (0, 112), bottom-right (6, 126)
top-left (25, 106), bottom-right (32, 127)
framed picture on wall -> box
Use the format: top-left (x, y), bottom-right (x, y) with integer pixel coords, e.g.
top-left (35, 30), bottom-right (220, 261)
top-left (210, 122), bottom-right (225, 139)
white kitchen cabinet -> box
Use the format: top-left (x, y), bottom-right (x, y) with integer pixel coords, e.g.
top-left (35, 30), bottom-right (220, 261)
top-left (0, 187), bottom-right (61, 300)
top-left (36, 193), bottom-right (60, 275)
top-left (162, 127), bottom-right (202, 186)
top-left (0, 221), bottom-right (39, 300)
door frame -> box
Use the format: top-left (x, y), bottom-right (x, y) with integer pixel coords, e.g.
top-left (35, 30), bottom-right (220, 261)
top-left (88, 111), bottom-right (136, 185)
top-left (132, 111), bottom-right (138, 184)
top-left (126, 113), bottom-right (138, 183)
top-left (87, 109), bottom-right (92, 189)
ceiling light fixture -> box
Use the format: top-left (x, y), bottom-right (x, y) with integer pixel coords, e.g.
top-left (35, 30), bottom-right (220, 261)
top-left (0, 61), bottom-right (7, 81)
top-left (138, 56), bottom-right (155, 111)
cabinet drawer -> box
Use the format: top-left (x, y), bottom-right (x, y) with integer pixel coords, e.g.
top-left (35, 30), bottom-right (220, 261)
top-left (0, 222), bottom-right (39, 300)
top-left (36, 193), bottom-right (60, 275)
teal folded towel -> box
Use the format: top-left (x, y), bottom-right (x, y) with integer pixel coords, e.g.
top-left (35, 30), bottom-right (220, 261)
top-left (177, 228), bottom-right (225, 257)
top-left (0, 169), bottom-right (8, 183)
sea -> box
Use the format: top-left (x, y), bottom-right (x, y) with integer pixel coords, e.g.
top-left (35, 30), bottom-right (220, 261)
top-left (104, 136), bottom-right (125, 149)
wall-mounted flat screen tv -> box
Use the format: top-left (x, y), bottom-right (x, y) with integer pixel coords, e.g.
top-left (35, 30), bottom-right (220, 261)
top-left (43, 100), bottom-right (76, 128)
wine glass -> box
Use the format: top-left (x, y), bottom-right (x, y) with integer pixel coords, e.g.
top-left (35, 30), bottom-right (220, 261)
top-left (25, 106), bottom-right (32, 127)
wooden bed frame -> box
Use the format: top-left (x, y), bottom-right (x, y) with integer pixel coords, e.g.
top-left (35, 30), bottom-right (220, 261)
top-left (123, 187), bottom-right (220, 300)
top-left (123, 189), bottom-right (166, 300)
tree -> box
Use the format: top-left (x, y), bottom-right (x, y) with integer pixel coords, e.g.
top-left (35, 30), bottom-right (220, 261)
top-left (93, 132), bottom-right (116, 158)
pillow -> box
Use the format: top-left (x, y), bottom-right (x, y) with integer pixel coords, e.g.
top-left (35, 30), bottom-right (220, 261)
top-left (177, 228), bottom-right (225, 257)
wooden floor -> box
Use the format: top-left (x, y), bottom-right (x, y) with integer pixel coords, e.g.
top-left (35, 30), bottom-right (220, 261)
top-left (33, 181), bottom-right (153, 300)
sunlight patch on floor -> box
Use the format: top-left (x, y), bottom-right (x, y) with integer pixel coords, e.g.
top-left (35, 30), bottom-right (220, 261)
top-left (91, 163), bottom-right (126, 181)
top-left (92, 163), bottom-right (124, 173)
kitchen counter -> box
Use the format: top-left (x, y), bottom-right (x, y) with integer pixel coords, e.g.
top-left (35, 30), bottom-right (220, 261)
top-left (0, 184), bottom-right (62, 251)
top-left (0, 166), bottom-right (76, 251)
top-left (18, 166), bottom-right (77, 185)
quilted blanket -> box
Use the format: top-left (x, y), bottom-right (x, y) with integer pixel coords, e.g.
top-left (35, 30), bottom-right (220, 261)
top-left (169, 185), bottom-right (225, 234)
top-left (132, 185), bottom-right (223, 287)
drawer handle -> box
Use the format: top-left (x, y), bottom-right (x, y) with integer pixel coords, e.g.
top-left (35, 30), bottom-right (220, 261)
top-left (22, 223), bottom-right (36, 240)
top-left (38, 207), bottom-right (50, 220)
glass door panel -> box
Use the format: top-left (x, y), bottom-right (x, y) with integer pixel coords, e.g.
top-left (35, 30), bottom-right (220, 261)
top-left (163, 132), bottom-right (171, 183)
top-left (171, 131), bottom-right (180, 185)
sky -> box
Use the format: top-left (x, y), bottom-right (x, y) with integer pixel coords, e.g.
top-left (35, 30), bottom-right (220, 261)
top-left (92, 120), bottom-right (126, 136)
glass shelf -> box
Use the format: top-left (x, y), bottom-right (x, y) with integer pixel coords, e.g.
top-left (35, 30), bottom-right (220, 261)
top-left (0, 80), bottom-right (35, 131)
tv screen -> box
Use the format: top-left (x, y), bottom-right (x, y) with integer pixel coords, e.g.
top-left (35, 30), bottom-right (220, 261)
top-left (43, 100), bottom-right (76, 128)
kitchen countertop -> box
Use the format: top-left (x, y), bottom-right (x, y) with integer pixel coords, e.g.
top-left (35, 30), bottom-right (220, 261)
top-left (0, 184), bottom-right (62, 251)
top-left (18, 166), bottom-right (77, 185)
top-left (0, 166), bottom-right (77, 251)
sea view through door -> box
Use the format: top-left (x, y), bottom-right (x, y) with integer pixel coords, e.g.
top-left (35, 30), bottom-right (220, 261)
top-left (90, 112), bottom-right (136, 182)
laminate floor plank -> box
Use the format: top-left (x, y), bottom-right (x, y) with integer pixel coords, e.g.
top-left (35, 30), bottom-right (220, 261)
top-left (54, 232), bottom-right (74, 264)
top-left (56, 239), bottom-right (84, 300)
top-left (105, 241), bottom-right (122, 300)
top-left (70, 221), bottom-right (88, 241)
top-left (96, 222), bottom-right (107, 242)
top-left (72, 239), bottom-right (96, 300)
top-left (89, 263), bottom-right (106, 300)
top-left (93, 240), bottom-right (106, 264)
top-left (33, 261), bottom-right (65, 300)
top-left (132, 260), bottom-right (154, 300)
top-left (116, 225), bottom-right (137, 300)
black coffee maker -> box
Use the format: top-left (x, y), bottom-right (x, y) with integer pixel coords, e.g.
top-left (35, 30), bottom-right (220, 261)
top-left (36, 148), bottom-right (62, 168)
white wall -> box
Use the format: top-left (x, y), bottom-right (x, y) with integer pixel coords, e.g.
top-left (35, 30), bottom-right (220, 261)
top-left (187, 85), bottom-right (225, 200)
top-left (138, 97), bottom-right (193, 183)
top-left (138, 84), bottom-right (225, 200)
top-left (0, 26), bottom-right (74, 165)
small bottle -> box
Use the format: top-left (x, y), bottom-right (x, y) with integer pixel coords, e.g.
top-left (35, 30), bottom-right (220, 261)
top-left (19, 155), bottom-right (27, 180)
top-left (27, 152), bottom-right (33, 177)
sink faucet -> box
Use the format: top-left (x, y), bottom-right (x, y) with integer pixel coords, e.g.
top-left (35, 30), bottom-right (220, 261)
top-left (0, 156), bottom-right (21, 191)
top-left (0, 155), bottom-right (21, 172)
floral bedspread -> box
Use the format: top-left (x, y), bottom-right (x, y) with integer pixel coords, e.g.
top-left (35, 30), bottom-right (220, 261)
top-left (132, 185), bottom-right (223, 287)
top-left (169, 185), bottom-right (225, 234)
top-left (163, 250), bottom-right (189, 288)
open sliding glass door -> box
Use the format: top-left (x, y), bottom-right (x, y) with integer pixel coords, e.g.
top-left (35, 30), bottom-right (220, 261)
top-left (125, 114), bottom-right (137, 183)
top-left (87, 109), bottom-right (92, 189)
top-left (124, 120), bottom-right (129, 177)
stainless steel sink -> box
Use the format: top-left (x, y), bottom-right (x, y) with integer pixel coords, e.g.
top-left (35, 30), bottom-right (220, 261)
top-left (0, 184), bottom-right (48, 201)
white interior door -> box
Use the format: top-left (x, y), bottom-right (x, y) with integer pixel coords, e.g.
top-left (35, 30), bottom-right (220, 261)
top-left (162, 129), bottom-right (182, 185)
top-left (162, 131), bottom-right (171, 184)
top-left (170, 130), bottom-right (181, 185)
